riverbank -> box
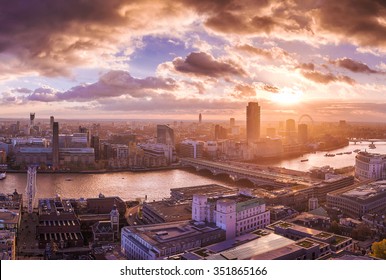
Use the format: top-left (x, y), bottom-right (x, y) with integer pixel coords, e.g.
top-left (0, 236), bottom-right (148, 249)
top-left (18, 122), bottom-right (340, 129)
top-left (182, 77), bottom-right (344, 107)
top-left (4, 164), bottom-right (185, 174)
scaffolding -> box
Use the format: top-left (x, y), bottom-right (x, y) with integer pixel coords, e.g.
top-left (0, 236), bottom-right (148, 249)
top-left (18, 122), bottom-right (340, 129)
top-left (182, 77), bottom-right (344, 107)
top-left (25, 166), bottom-right (37, 214)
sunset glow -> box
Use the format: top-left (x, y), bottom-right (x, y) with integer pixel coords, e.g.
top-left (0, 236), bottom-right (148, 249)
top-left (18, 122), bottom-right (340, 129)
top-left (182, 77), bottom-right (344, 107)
top-left (0, 0), bottom-right (385, 122)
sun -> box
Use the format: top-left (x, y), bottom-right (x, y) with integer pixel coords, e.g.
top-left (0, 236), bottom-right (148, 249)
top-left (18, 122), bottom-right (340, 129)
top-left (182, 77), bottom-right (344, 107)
top-left (271, 87), bottom-right (303, 105)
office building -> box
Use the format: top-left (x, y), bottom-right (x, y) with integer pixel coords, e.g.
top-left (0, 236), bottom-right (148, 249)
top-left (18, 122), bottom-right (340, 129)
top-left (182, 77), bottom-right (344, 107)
top-left (50, 116), bottom-right (54, 129)
top-left (355, 151), bottom-right (386, 180)
top-left (192, 192), bottom-right (270, 239)
top-left (121, 221), bottom-right (225, 260)
top-left (298, 124), bottom-right (308, 144)
top-left (327, 180), bottom-right (386, 218)
top-left (52, 122), bottom-right (59, 169)
top-left (157, 125), bottom-right (174, 146)
top-left (179, 140), bottom-right (204, 158)
top-left (246, 102), bottom-right (260, 143)
top-left (230, 118), bottom-right (235, 127)
top-left (286, 119), bottom-right (296, 142)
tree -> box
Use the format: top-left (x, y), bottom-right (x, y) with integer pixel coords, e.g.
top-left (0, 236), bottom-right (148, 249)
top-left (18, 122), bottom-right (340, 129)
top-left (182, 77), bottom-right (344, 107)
top-left (329, 221), bottom-right (342, 234)
top-left (352, 223), bottom-right (372, 241)
top-left (371, 239), bottom-right (386, 259)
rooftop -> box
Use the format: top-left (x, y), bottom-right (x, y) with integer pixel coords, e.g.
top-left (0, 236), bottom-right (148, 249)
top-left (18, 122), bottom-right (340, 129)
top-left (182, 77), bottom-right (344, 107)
top-left (170, 184), bottom-right (235, 200)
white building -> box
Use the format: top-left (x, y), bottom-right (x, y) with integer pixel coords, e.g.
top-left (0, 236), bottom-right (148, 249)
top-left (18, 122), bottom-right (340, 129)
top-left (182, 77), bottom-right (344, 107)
top-left (192, 192), bottom-right (270, 239)
top-left (355, 151), bottom-right (386, 180)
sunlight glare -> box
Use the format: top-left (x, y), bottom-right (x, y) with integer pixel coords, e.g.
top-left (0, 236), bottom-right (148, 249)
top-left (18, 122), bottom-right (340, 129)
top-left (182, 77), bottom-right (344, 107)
top-left (271, 87), bottom-right (303, 105)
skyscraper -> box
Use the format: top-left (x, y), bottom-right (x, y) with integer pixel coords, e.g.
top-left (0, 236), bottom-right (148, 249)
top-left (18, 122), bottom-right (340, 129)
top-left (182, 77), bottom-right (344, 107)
top-left (230, 118), bottom-right (235, 128)
top-left (286, 119), bottom-right (296, 142)
top-left (199, 113), bottom-right (202, 124)
top-left (50, 116), bottom-right (54, 129)
top-left (298, 124), bottom-right (308, 144)
top-left (29, 113), bottom-right (35, 135)
top-left (52, 122), bottom-right (59, 170)
top-left (246, 102), bottom-right (260, 143)
top-left (157, 125), bottom-right (174, 146)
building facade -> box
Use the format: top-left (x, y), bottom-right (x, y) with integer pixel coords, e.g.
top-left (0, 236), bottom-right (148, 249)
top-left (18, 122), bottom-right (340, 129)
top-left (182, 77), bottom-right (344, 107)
top-left (355, 151), bottom-right (386, 180)
top-left (326, 180), bottom-right (386, 218)
top-left (192, 192), bottom-right (270, 239)
top-left (246, 102), bottom-right (260, 144)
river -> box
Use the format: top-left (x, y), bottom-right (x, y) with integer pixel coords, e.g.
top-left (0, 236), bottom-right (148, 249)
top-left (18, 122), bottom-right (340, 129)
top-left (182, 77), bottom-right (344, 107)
top-left (1, 141), bottom-right (385, 202)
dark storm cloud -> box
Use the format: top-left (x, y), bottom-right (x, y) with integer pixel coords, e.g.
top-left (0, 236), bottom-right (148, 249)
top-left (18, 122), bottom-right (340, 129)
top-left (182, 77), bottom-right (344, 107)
top-left (316, 0), bottom-right (386, 49)
top-left (187, 0), bottom-right (386, 49)
top-left (26, 70), bottom-right (177, 102)
top-left (330, 58), bottom-right (381, 74)
top-left (301, 70), bottom-right (356, 85)
top-left (0, 0), bottom-right (131, 76)
top-left (172, 52), bottom-right (246, 78)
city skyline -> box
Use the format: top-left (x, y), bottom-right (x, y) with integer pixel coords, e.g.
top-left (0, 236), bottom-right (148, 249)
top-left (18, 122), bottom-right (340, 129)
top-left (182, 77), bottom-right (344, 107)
top-left (0, 1), bottom-right (385, 122)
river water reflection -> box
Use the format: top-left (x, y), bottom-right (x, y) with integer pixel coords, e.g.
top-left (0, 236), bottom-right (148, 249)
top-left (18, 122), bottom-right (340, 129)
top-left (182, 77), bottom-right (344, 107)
top-left (1, 141), bottom-right (385, 201)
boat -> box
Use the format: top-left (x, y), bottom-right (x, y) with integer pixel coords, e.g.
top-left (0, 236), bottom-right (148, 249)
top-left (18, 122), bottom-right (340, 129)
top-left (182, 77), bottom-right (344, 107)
top-left (353, 149), bottom-right (361, 153)
top-left (0, 172), bottom-right (6, 180)
top-left (300, 159), bottom-right (309, 162)
top-left (324, 153), bottom-right (335, 157)
top-left (369, 143), bottom-right (376, 149)
top-left (65, 178), bottom-right (72, 181)
top-left (344, 151), bottom-right (352, 155)
top-left (336, 153), bottom-right (343, 155)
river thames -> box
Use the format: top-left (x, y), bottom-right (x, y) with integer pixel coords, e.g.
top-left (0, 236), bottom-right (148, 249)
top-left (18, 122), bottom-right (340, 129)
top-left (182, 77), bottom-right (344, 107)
top-left (1, 141), bottom-right (386, 202)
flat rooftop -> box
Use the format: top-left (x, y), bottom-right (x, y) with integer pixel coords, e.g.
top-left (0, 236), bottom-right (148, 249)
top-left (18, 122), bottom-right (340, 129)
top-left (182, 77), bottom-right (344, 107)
top-left (170, 184), bottom-right (235, 200)
top-left (143, 200), bottom-right (191, 222)
top-left (123, 221), bottom-right (223, 249)
top-left (205, 232), bottom-right (294, 260)
top-left (343, 180), bottom-right (386, 201)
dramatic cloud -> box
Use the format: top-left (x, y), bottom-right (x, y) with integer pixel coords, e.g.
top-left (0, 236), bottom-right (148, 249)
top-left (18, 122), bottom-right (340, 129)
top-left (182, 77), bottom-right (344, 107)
top-left (262, 84), bottom-right (279, 93)
top-left (185, 0), bottom-right (386, 50)
top-left (172, 52), bottom-right (246, 78)
top-left (26, 71), bottom-right (177, 102)
top-left (330, 58), bottom-right (381, 74)
top-left (301, 70), bottom-right (356, 85)
top-left (0, 0), bottom-right (195, 77)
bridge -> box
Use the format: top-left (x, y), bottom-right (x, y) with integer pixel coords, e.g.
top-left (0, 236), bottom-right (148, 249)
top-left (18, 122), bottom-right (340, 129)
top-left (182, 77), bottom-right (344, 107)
top-left (349, 138), bottom-right (386, 143)
top-left (180, 158), bottom-right (307, 187)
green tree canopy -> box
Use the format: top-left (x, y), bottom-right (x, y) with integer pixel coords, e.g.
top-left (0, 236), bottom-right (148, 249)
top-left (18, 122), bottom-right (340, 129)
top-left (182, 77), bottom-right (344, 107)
top-left (372, 239), bottom-right (386, 259)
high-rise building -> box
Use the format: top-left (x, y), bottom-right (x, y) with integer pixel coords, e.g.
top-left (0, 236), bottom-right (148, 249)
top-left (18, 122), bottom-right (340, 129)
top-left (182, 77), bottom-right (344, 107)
top-left (286, 119), bottom-right (296, 142)
top-left (230, 118), bottom-right (235, 128)
top-left (50, 116), bottom-right (54, 129)
top-left (199, 113), bottom-right (202, 124)
top-left (298, 124), bottom-right (308, 144)
top-left (91, 135), bottom-right (101, 160)
top-left (246, 102), bottom-right (260, 143)
top-left (29, 113), bottom-right (35, 135)
top-left (215, 125), bottom-right (228, 140)
top-left (157, 125), bottom-right (174, 146)
top-left (52, 122), bottom-right (59, 170)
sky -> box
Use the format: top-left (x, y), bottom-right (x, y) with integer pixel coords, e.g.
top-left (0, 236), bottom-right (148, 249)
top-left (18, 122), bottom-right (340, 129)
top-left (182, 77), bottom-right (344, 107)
top-left (0, 0), bottom-right (385, 122)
